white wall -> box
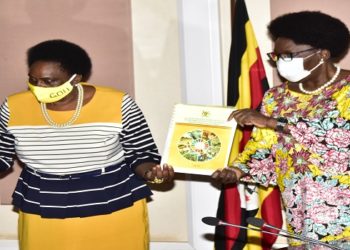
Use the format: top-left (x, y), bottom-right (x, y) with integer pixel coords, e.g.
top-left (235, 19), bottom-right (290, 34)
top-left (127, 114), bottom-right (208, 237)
top-left (131, 0), bottom-right (189, 243)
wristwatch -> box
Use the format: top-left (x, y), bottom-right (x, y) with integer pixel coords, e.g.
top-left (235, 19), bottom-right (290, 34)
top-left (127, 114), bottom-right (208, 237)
top-left (276, 117), bottom-right (288, 132)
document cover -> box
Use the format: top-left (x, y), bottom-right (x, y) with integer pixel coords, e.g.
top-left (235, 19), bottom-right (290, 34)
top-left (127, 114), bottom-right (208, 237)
top-left (162, 104), bottom-right (237, 175)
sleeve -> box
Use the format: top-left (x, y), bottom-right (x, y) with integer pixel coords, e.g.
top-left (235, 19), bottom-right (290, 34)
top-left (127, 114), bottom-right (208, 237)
top-left (0, 99), bottom-right (16, 171)
top-left (232, 91), bottom-right (278, 187)
top-left (119, 94), bottom-right (161, 171)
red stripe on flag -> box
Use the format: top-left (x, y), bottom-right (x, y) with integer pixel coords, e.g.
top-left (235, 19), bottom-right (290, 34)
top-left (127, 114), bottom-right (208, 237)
top-left (261, 188), bottom-right (283, 249)
top-left (224, 185), bottom-right (241, 250)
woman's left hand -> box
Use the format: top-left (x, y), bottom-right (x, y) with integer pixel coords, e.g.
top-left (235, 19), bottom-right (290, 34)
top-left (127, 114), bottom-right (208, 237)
top-left (211, 167), bottom-right (244, 184)
top-left (229, 108), bottom-right (272, 128)
top-left (143, 163), bottom-right (175, 184)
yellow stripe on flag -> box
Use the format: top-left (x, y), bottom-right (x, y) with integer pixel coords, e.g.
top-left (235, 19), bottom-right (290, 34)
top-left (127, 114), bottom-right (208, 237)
top-left (236, 20), bottom-right (259, 111)
top-left (229, 20), bottom-right (259, 164)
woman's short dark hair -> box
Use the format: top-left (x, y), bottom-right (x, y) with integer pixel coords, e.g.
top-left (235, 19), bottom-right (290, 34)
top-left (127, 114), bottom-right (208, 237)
top-left (268, 11), bottom-right (350, 58)
top-left (27, 40), bottom-right (92, 80)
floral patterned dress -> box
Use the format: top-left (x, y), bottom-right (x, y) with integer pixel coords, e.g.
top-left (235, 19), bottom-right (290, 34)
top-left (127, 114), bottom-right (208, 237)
top-left (234, 76), bottom-right (350, 249)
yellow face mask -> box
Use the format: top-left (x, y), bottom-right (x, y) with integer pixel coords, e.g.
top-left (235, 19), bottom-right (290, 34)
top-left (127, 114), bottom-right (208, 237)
top-left (28, 74), bottom-right (77, 103)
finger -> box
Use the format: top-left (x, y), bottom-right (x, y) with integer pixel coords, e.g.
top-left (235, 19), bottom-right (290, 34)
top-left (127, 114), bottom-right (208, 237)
top-left (167, 165), bottom-right (175, 181)
top-left (229, 110), bottom-right (244, 120)
top-left (221, 169), bottom-right (234, 184)
top-left (211, 169), bottom-right (222, 179)
top-left (219, 170), bottom-right (228, 179)
top-left (236, 113), bottom-right (255, 126)
top-left (228, 109), bottom-right (250, 120)
top-left (167, 165), bottom-right (175, 175)
top-left (228, 110), bottom-right (240, 121)
top-left (222, 169), bottom-right (237, 184)
top-left (156, 165), bottom-right (163, 179)
top-left (161, 164), bottom-right (170, 181)
top-left (144, 169), bottom-right (153, 180)
top-left (234, 111), bottom-right (250, 122)
top-left (151, 166), bottom-right (158, 180)
top-left (232, 112), bottom-right (249, 125)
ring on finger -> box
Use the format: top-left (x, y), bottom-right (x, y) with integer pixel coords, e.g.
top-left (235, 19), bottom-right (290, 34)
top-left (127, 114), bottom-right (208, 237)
top-left (149, 177), bottom-right (164, 184)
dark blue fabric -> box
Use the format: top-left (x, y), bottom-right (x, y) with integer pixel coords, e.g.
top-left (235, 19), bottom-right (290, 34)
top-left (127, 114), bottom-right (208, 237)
top-left (12, 162), bottom-right (155, 218)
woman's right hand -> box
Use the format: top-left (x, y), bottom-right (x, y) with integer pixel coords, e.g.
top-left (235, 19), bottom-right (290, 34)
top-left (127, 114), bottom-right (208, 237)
top-left (211, 167), bottom-right (245, 184)
top-left (229, 109), bottom-right (275, 129)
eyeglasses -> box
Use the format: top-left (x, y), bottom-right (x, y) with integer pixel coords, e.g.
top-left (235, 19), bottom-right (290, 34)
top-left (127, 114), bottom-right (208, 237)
top-left (267, 48), bottom-right (317, 62)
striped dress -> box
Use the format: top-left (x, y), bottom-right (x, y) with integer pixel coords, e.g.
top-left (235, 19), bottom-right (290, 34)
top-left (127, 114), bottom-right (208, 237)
top-left (0, 84), bottom-right (161, 250)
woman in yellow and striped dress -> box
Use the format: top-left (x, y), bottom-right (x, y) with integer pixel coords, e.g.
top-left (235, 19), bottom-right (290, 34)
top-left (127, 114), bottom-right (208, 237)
top-left (0, 39), bottom-right (174, 250)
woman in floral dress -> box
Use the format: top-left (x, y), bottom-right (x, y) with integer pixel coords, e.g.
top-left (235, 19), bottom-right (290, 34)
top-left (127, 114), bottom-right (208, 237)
top-left (212, 11), bottom-right (350, 249)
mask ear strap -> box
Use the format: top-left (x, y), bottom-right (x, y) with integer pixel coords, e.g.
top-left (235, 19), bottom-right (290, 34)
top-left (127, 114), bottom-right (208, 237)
top-left (68, 74), bottom-right (77, 83)
top-left (303, 49), bottom-right (321, 60)
top-left (309, 58), bottom-right (324, 72)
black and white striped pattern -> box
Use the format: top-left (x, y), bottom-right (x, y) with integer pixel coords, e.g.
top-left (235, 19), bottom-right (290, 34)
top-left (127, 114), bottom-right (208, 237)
top-left (10, 123), bottom-right (125, 174)
top-left (0, 100), bottom-right (16, 171)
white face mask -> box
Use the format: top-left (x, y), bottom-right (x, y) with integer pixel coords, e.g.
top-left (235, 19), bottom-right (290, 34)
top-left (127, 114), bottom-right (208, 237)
top-left (276, 54), bottom-right (324, 82)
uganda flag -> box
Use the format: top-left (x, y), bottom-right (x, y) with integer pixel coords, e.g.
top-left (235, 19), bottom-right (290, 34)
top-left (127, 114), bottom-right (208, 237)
top-left (214, 0), bottom-right (283, 250)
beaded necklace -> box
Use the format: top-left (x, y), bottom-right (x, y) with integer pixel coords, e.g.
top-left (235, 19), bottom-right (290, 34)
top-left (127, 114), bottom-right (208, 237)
top-left (40, 84), bottom-right (84, 128)
top-left (299, 65), bottom-right (341, 95)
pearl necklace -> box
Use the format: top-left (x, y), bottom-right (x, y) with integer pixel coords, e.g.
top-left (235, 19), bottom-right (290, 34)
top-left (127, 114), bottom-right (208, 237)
top-left (41, 84), bottom-right (84, 128)
top-left (299, 65), bottom-right (341, 95)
